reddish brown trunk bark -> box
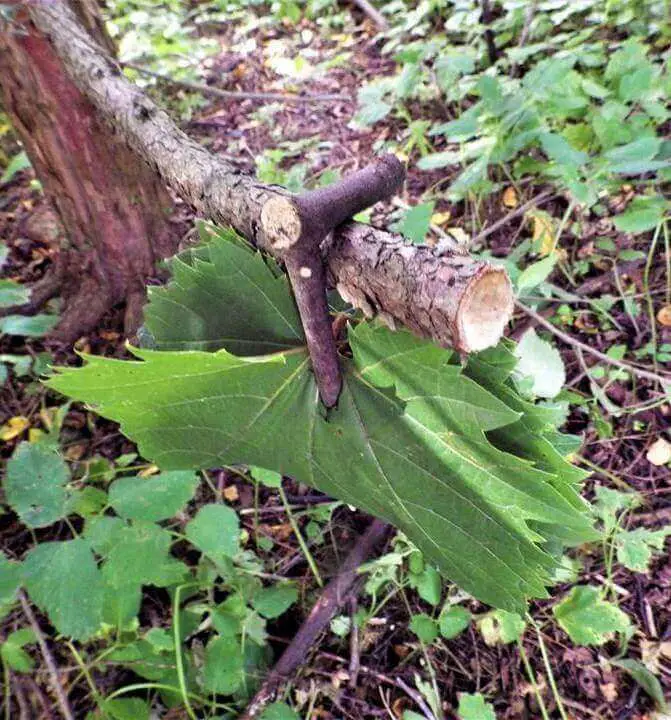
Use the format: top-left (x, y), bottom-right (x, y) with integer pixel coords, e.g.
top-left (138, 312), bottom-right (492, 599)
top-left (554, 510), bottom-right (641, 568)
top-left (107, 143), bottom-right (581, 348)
top-left (0, 1), bottom-right (177, 341)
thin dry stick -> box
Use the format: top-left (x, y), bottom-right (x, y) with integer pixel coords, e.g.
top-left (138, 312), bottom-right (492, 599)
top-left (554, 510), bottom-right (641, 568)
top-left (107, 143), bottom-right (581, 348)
top-left (471, 190), bottom-right (554, 244)
top-left (240, 519), bottom-right (391, 719)
top-left (123, 62), bottom-right (349, 104)
top-left (349, 0), bottom-right (388, 29)
top-left (515, 301), bottom-right (671, 387)
top-left (18, 591), bottom-right (75, 720)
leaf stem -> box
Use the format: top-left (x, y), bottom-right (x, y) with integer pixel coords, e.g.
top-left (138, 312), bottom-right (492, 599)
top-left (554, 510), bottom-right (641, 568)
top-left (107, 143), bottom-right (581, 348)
top-left (278, 484), bottom-right (323, 587)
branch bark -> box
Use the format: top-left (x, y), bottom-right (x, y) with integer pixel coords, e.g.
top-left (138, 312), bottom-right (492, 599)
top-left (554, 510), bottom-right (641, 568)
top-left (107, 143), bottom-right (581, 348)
top-left (27, 0), bottom-right (514, 353)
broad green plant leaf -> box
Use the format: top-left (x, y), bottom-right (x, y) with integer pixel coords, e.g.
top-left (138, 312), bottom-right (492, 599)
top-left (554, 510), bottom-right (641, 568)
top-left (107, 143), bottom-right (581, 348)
top-left (186, 504), bottom-right (241, 560)
top-left (23, 539), bottom-right (104, 640)
top-left (0, 628), bottom-right (36, 673)
top-left (260, 703), bottom-right (300, 720)
top-left (5, 443), bottom-right (71, 528)
top-left (457, 693), bottom-right (496, 720)
top-left (553, 585), bottom-right (631, 646)
top-left (48, 229), bottom-right (596, 612)
top-left (0, 553), bottom-right (22, 619)
top-left (0, 314), bottom-right (58, 338)
top-left (439, 605), bottom-right (472, 639)
top-left (0, 280), bottom-right (29, 309)
top-left (409, 613), bottom-right (439, 644)
top-left (203, 636), bottom-right (244, 694)
top-left (252, 584), bottom-right (298, 619)
top-left (109, 470), bottom-right (199, 521)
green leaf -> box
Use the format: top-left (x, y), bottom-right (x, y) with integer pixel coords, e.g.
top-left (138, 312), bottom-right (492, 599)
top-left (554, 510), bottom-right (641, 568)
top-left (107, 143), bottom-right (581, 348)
top-left (517, 255), bottom-right (558, 293)
top-left (260, 703), bottom-right (300, 720)
top-left (457, 693), bottom-right (496, 720)
top-left (143, 225), bottom-right (303, 354)
top-left (252, 584), bottom-right (298, 619)
top-left (23, 539), bottom-right (103, 640)
top-left (251, 466), bottom-right (283, 488)
top-left (411, 566), bottom-right (442, 606)
top-left (0, 314), bottom-right (58, 338)
top-left (0, 280), bottom-right (29, 309)
top-left (396, 202), bottom-right (435, 244)
top-left (514, 329), bottom-right (565, 399)
top-left (417, 151), bottom-right (462, 170)
top-left (1, 628), bottom-right (36, 673)
top-left (102, 698), bottom-right (150, 720)
top-left (540, 133), bottom-right (588, 167)
top-left (109, 470), bottom-right (199, 521)
top-left (48, 231), bottom-right (595, 612)
top-left (611, 658), bottom-right (669, 711)
top-left (0, 553), bottom-right (22, 616)
top-left (5, 443), bottom-right (71, 528)
top-left (479, 609), bottom-right (525, 645)
top-left (203, 636), bottom-right (244, 694)
top-left (186, 504), bottom-right (240, 559)
top-left (409, 613), bottom-right (439, 644)
top-left (613, 196), bottom-right (667, 234)
top-left (615, 527), bottom-right (671, 573)
top-left (605, 137), bottom-right (662, 165)
top-left (553, 585), bottom-right (631, 646)
top-left (1, 151), bottom-right (31, 184)
top-left (103, 521), bottom-right (185, 588)
top-left (438, 605), bottom-right (472, 639)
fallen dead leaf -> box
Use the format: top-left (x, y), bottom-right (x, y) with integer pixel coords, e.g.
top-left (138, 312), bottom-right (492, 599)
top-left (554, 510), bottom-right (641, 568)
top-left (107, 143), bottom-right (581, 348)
top-left (657, 305), bottom-right (671, 327)
top-left (600, 682), bottom-right (618, 702)
top-left (526, 208), bottom-right (556, 256)
top-left (502, 186), bottom-right (518, 208)
top-left (223, 485), bottom-right (239, 502)
top-left (647, 437), bottom-right (671, 467)
top-left (431, 211), bottom-right (451, 226)
top-left (0, 416), bottom-right (29, 441)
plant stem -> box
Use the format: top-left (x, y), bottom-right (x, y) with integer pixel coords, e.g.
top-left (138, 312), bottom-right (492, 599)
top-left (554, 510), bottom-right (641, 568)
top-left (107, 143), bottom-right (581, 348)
top-left (528, 616), bottom-right (569, 720)
top-left (278, 484), bottom-right (323, 587)
top-left (173, 585), bottom-right (198, 720)
top-left (518, 641), bottom-right (551, 720)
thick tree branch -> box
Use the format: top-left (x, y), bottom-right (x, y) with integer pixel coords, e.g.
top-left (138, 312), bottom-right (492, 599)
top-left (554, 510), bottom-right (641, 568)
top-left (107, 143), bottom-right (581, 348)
top-left (27, 0), bottom-right (514, 353)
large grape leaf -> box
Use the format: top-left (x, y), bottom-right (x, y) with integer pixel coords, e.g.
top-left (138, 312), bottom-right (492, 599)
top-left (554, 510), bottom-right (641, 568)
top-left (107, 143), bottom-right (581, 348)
top-left (143, 226), bottom-right (303, 355)
top-left (47, 227), bottom-right (596, 612)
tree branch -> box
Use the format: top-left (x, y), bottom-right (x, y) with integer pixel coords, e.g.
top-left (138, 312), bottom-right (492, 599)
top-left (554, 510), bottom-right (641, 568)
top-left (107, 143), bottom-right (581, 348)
top-left (27, 0), bottom-right (514, 354)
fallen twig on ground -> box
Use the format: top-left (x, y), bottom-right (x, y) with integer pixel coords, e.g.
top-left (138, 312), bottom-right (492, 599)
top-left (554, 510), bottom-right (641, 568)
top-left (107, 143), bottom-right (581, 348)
top-left (123, 62), bottom-right (350, 104)
top-left (19, 591), bottom-right (74, 720)
top-left (240, 518), bottom-right (390, 719)
top-left (516, 301), bottom-right (671, 387)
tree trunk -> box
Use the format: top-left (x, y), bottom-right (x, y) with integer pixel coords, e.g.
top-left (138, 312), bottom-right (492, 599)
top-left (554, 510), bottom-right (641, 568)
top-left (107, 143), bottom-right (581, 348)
top-left (0, 0), bottom-right (177, 342)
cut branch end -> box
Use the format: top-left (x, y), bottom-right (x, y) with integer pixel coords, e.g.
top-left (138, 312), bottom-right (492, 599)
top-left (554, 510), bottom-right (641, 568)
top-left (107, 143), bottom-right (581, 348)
top-left (456, 267), bottom-right (513, 352)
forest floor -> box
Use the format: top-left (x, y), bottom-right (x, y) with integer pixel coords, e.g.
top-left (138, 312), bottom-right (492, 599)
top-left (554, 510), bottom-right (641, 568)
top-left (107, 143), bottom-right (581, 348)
top-left (1, 2), bottom-right (671, 720)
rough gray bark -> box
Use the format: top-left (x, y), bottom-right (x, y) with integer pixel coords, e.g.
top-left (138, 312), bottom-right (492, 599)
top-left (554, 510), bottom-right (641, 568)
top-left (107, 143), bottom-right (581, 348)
top-left (28, 0), bottom-right (514, 353)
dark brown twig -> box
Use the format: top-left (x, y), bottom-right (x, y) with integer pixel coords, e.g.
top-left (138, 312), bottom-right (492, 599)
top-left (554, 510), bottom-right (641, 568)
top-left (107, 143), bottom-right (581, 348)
top-left (240, 519), bottom-right (391, 719)
top-left (18, 591), bottom-right (75, 720)
top-left (273, 155), bottom-right (405, 407)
